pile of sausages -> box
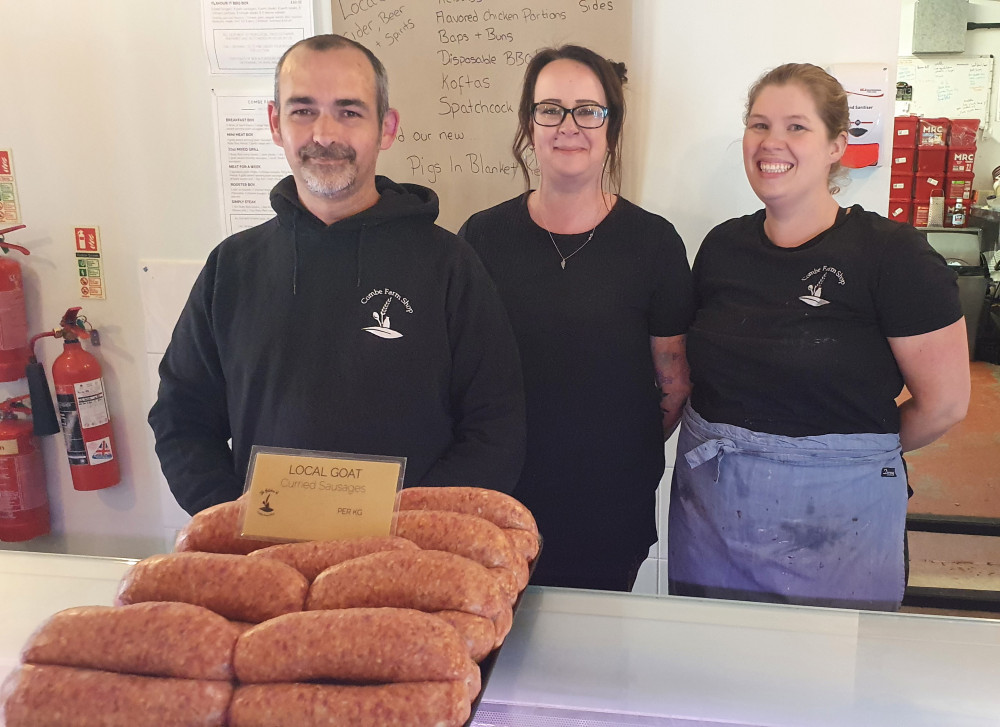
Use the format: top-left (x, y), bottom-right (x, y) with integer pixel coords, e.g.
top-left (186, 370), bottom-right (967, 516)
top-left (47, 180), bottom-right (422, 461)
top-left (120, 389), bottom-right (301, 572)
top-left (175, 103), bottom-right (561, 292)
top-left (0, 487), bottom-right (540, 727)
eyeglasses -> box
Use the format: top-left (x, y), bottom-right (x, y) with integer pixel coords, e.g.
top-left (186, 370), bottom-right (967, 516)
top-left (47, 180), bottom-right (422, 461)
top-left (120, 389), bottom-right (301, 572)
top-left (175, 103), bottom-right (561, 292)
top-left (531, 102), bottom-right (609, 129)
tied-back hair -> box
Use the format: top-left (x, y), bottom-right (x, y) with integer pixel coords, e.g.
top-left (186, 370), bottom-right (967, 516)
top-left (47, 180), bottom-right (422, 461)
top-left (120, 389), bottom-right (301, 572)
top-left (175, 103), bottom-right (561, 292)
top-left (745, 63), bottom-right (850, 194)
top-left (512, 45), bottom-right (628, 195)
top-left (273, 34), bottom-right (390, 126)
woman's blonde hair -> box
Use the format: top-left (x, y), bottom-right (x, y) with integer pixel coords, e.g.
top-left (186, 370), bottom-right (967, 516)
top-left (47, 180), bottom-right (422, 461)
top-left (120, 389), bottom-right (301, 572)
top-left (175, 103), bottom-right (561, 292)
top-left (745, 63), bottom-right (850, 193)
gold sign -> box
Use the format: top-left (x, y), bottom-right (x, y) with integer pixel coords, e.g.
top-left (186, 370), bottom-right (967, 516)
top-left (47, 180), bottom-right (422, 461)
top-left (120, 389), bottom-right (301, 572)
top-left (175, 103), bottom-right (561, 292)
top-left (240, 446), bottom-right (405, 542)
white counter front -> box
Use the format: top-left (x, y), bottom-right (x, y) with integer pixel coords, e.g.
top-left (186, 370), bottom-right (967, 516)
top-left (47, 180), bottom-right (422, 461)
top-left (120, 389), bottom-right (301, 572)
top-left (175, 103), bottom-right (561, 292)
top-left (0, 552), bottom-right (136, 684)
top-left (482, 587), bottom-right (1000, 726)
top-left (2, 551), bottom-right (999, 726)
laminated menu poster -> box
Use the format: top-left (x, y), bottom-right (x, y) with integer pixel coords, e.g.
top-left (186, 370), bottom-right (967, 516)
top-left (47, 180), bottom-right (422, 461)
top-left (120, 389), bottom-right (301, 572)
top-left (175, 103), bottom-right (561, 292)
top-left (202, 0), bottom-right (314, 74)
top-left (332, 0), bottom-right (632, 232)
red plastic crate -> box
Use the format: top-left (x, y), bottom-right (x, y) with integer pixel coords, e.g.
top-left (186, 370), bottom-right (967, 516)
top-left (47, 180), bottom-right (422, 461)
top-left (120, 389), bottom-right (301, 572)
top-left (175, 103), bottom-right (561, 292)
top-left (918, 117), bottom-right (950, 147)
top-left (914, 173), bottom-right (945, 201)
top-left (888, 199), bottom-right (912, 224)
top-left (890, 173), bottom-right (914, 199)
top-left (893, 116), bottom-right (919, 148)
top-left (917, 147), bottom-right (947, 173)
top-left (949, 119), bottom-right (980, 147)
top-left (945, 172), bottom-right (975, 200)
top-left (892, 147), bottom-right (916, 172)
top-left (946, 146), bottom-right (977, 174)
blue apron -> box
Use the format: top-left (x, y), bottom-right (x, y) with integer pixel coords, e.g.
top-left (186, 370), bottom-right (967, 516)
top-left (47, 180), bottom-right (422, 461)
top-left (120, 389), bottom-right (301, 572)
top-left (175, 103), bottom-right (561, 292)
top-left (667, 404), bottom-right (908, 611)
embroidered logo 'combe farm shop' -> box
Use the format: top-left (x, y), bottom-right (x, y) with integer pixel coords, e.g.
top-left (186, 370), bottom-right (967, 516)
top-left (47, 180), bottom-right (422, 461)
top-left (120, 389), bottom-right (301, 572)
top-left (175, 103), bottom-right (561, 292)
top-left (361, 289), bottom-right (414, 339)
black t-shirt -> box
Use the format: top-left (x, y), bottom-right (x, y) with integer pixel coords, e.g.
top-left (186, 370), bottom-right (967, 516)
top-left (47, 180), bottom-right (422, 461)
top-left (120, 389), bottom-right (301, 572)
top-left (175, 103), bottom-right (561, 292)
top-left (687, 205), bottom-right (961, 437)
top-left (461, 193), bottom-right (694, 564)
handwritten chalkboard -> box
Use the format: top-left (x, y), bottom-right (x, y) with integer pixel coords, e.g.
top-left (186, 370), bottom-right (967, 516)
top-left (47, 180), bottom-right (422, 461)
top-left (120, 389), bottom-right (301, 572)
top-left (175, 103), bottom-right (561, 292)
top-left (896, 56), bottom-right (993, 128)
top-left (331, 0), bottom-right (632, 231)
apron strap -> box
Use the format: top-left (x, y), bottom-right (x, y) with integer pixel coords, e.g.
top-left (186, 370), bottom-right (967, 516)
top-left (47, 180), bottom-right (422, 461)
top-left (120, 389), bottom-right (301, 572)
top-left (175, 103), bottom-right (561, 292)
top-left (684, 437), bottom-right (736, 483)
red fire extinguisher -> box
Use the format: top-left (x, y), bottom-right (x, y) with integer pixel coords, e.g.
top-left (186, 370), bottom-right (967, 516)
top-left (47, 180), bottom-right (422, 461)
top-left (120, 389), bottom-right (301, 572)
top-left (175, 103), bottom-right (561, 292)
top-left (0, 394), bottom-right (50, 542)
top-left (28, 307), bottom-right (120, 491)
top-left (0, 225), bottom-right (31, 383)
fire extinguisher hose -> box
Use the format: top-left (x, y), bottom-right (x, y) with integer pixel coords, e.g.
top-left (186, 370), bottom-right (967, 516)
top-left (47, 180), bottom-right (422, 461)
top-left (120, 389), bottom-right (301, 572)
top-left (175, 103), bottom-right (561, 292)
top-left (26, 332), bottom-right (60, 437)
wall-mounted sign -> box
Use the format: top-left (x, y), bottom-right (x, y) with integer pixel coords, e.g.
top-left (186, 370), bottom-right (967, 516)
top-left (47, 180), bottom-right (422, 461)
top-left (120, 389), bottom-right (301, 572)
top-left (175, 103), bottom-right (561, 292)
top-left (74, 227), bottom-right (106, 300)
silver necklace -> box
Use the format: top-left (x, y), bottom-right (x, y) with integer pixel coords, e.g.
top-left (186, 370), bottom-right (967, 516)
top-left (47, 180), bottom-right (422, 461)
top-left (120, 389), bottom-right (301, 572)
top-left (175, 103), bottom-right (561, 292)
top-left (547, 227), bottom-right (596, 269)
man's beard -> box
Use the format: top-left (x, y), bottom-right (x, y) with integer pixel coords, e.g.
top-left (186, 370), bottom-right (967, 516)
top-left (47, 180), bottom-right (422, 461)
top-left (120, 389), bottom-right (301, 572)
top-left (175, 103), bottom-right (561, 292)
top-left (298, 142), bottom-right (358, 198)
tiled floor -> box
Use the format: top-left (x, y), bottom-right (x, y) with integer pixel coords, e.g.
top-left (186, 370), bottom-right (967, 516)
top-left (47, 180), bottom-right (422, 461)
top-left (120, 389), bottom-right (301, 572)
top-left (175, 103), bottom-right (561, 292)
top-left (906, 361), bottom-right (1000, 519)
top-left (901, 361), bottom-right (1000, 618)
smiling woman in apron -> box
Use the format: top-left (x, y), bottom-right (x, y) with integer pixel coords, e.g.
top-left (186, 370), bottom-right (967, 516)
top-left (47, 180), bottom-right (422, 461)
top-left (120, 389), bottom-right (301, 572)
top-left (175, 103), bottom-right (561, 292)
top-left (667, 63), bottom-right (971, 611)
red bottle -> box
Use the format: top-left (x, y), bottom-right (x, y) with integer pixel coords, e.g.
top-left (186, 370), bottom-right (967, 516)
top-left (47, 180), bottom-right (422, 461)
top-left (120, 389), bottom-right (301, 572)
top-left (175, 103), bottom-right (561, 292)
top-left (0, 396), bottom-right (50, 541)
top-left (53, 339), bottom-right (120, 491)
top-left (0, 226), bottom-right (31, 382)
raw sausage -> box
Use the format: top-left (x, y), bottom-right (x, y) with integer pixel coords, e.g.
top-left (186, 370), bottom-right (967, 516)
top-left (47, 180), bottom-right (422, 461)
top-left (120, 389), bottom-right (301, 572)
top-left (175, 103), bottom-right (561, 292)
top-left (506, 553), bottom-right (530, 590)
top-left (230, 681), bottom-right (471, 727)
top-left (504, 527), bottom-right (541, 562)
top-left (21, 602), bottom-right (239, 681)
top-left (394, 509), bottom-right (518, 570)
top-left (1, 664), bottom-right (233, 727)
top-left (398, 487), bottom-right (538, 535)
top-left (306, 549), bottom-right (505, 621)
top-left (493, 603), bottom-right (514, 648)
top-left (233, 608), bottom-right (469, 684)
top-left (247, 536), bottom-right (418, 581)
top-left (174, 499), bottom-right (273, 555)
top-left (116, 552), bottom-right (308, 623)
top-left (464, 656), bottom-right (482, 700)
top-left (433, 610), bottom-right (496, 662)
top-left (489, 565), bottom-right (519, 604)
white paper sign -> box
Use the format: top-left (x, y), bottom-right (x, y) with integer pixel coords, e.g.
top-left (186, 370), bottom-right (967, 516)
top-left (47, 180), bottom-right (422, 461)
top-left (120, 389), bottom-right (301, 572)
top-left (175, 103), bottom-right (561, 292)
top-left (212, 92), bottom-right (290, 235)
top-left (202, 0), bottom-right (313, 74)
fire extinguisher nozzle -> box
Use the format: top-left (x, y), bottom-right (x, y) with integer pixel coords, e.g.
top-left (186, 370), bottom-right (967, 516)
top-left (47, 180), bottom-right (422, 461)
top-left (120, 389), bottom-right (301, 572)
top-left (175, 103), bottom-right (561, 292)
top-left (26, 361), bottom-right (60, 436)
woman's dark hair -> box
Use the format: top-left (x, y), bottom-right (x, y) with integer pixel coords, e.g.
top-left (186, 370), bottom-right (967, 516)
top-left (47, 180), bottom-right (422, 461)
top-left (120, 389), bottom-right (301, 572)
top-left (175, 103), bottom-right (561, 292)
top-left (512, 45), bottom-right (628, 193)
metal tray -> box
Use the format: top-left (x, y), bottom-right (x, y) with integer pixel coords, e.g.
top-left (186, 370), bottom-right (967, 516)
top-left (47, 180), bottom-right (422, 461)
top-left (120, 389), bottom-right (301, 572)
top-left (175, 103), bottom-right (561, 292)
top-left (464, 537), bottom-right (541, 727)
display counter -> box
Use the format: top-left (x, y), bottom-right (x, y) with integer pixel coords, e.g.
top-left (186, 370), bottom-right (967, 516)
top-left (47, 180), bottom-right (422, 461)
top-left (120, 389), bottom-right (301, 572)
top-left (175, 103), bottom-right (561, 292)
top-left (2, 551), bottom-right (999, 726)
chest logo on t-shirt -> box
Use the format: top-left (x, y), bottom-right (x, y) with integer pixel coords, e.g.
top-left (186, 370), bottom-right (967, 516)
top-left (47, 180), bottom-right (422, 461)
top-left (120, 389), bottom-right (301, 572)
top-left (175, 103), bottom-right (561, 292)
top-left (360, 288), bottom-right (414, 339)
top-left (798, 266), bottom-right (846, 308)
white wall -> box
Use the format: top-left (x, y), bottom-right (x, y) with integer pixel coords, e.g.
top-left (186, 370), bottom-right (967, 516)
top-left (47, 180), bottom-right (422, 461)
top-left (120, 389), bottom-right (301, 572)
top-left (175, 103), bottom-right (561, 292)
top-left (0, 0), bottom-right (902, 561)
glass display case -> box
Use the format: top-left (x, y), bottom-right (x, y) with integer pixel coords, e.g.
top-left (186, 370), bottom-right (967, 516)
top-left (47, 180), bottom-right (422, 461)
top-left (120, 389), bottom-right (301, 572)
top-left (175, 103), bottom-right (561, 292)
top-left (3, 552), bottom-right (998, 726)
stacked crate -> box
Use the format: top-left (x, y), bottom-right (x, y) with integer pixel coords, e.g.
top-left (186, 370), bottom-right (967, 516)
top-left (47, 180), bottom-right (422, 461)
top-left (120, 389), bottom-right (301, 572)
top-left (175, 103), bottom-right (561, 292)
top-left (889, 116), bottom-right (979, 228)
top-left (944, 118), bottom-right (979, 227)
top-left (889, 115), bottom-right (918, 224)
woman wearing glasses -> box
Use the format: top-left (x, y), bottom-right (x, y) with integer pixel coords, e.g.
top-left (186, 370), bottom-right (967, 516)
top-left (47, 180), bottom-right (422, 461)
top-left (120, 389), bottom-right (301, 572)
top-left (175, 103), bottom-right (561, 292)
top-left (460, 45), bottom-right (694, 591)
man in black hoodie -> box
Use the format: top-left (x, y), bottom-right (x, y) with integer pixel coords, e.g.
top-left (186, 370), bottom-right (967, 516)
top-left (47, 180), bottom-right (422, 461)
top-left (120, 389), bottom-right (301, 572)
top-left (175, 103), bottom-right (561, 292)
top-left (149, 35), bottom-right (526, 515)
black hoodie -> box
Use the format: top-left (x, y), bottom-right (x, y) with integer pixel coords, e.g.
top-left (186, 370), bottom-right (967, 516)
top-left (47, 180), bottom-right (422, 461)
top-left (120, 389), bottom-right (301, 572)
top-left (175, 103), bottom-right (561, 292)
top-left (149, 176), bottom-right (526, 515)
